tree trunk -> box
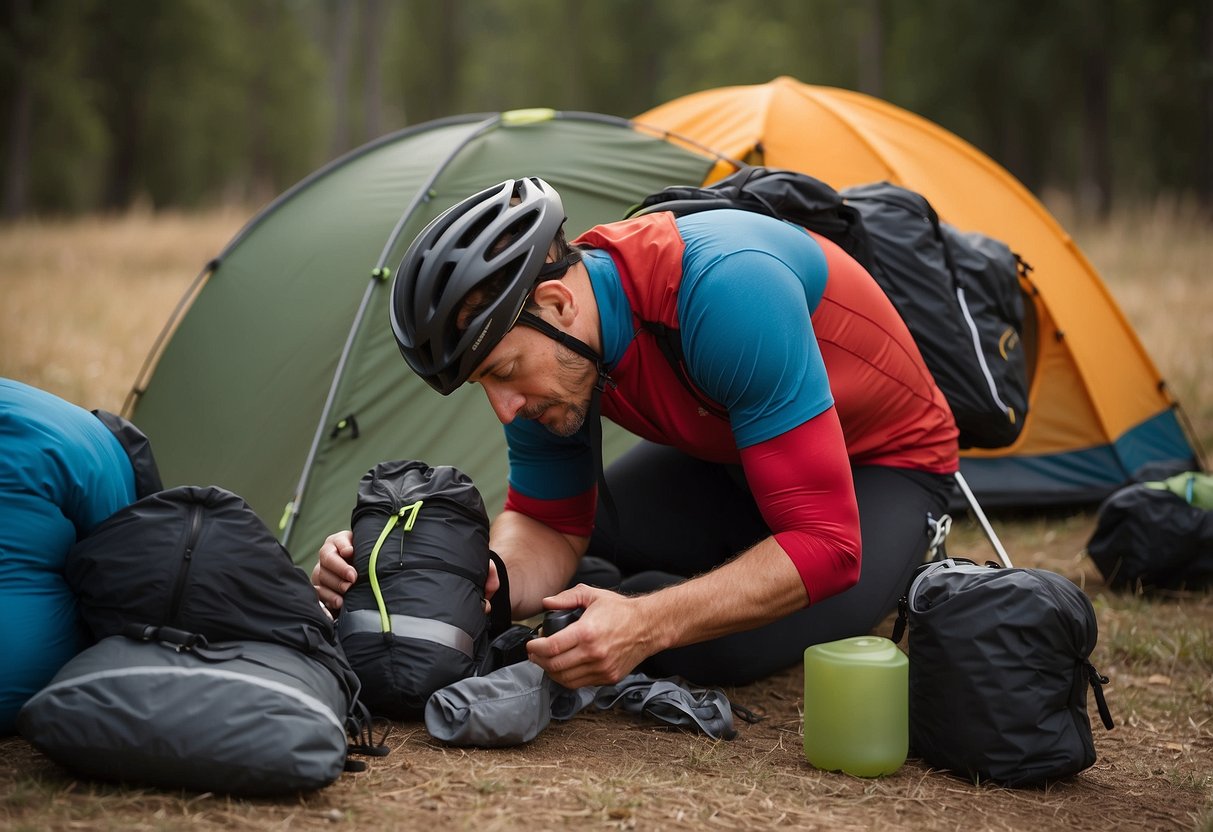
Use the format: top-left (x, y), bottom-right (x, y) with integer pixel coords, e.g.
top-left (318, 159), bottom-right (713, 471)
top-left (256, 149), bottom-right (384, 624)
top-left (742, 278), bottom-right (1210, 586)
top-left (360, 0), bottom-right (385, 141)
top-left (857, 0), bottom-right (884, 98)
top-left (328, 0), bottom-right (355, 157)
top-left (1079, 0), bottom-right (1112, 218)
top-left (3, 0), bottom-right (33, 218)
top-left (1202, 0), bottom-right (1213, 208)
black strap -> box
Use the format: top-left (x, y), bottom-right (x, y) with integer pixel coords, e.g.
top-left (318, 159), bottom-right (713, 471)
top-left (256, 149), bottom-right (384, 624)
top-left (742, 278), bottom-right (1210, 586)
top-left (516, 310), bottom-right (620, 535)
top-left (890, 596), bottom-right (909, 644)
top-left (638, 320), bottom-right (727, 420)
top-left (345, 699), bottom-right (391, 762)
top-left (487, 550), bottom-right (512, 638)
top-left (120, 623), bottom-right (244, 662)
top-left (1086, 662), bottom-right (1115, 730)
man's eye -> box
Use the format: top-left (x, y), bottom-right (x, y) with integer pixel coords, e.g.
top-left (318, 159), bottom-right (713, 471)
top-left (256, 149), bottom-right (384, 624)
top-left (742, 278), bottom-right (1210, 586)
top-left (493, 365), bottom-right (514, 381)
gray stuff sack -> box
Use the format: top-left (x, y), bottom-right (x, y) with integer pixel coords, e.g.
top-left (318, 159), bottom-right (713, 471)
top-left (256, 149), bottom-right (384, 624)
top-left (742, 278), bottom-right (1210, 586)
top-left (424, 662), bottom-right (742, 747)
top-left (424, 660), bottom-right (594, 747)
top-left (17, 635), bottom-right (352, 796)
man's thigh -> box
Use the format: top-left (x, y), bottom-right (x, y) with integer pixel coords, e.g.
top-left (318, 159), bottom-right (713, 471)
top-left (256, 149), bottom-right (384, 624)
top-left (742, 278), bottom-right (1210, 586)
top-left (587, 440), bottom-right (769, 578)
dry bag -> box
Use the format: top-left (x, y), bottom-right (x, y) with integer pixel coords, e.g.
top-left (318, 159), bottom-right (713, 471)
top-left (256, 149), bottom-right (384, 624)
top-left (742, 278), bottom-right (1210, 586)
top-left (339, 460), bottom-right (510, 720)
top-left (891, 558), bottom-right (1114, 786)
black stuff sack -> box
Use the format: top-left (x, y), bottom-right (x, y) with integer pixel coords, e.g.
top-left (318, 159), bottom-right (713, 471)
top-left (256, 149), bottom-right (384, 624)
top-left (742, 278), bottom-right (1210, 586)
top-left (65, 485), bottom-right (346, 664)
top-left (1087, 471), bottom-right (1213, 591)
top-left (339, 461), bottom-right (510, 720)
top-left (891, 558), bottom-right (1114, 787)
top-left (57, 485), bottom-right (376, 792)
top-left (18, 636), bottom-right (351, 795)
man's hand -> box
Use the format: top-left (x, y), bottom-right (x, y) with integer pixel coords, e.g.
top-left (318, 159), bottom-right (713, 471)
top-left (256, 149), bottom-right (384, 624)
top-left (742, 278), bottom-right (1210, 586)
top-left (312, 530), bottom-right (356, 611)
top-left (526, 584), bottom-right (663, 689)
top-left (312, 529), bottom-right (497, 616)
top-left (484, 557), bottom-right (501, 616)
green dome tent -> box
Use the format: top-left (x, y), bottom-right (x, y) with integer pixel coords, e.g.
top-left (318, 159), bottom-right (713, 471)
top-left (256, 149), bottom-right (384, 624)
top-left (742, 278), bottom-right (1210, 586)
top-left (126, 110), bottom-right (733, 567)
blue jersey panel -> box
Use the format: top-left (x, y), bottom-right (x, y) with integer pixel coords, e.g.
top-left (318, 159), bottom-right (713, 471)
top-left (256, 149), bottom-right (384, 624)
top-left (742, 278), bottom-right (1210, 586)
top-left (675, 211), bottom-right (834, 447)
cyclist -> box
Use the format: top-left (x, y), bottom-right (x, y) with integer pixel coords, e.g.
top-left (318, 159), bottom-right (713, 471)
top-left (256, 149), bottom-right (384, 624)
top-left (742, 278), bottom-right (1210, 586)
top-left (314, 177), bottom-right (958, 688)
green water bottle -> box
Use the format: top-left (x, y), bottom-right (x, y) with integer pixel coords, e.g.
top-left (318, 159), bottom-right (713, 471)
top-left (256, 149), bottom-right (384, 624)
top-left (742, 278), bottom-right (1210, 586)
top-left (802, 636), bottom-right (908, 777)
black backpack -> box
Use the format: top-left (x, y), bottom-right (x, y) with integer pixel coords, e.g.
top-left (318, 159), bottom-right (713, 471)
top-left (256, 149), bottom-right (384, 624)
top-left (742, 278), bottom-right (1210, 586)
top-left (1086, 472), bottom-right (1213, 591)
top-left (629, 166), bottom-right (1032, 449)
top-left (891, 558), bottom-right (1114, 786)
top-left (39, 485), bottom-right (381, 794)
top-left (339, 461), bottom-right (513, 720)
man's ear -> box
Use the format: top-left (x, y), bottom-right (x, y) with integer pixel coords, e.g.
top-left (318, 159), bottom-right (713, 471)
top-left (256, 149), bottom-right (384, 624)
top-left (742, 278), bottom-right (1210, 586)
top-left (531, 279), bottom-right (577, 325)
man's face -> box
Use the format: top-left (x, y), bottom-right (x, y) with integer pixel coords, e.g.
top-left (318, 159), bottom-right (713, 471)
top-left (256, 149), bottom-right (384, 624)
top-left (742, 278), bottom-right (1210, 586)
top-left (469, 323), bottom-right (596, 437)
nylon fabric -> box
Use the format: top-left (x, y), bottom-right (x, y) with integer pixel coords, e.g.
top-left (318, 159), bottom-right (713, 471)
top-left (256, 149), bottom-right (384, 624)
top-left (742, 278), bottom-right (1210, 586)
top-left (637, 78), bottom-right (1199, 504)
top-left (127, 115), bottom-right (720, 564)
top-left (340, 460), bottom-right (495, 719)
top-left (893, 558), bottom-right (1112, 786)
top-left (17, 636), bottom-right (350, 795)
top-left (1087, 474), bottom-right (1213, 590)
top-left (0, 379), bottom-right (139, 733)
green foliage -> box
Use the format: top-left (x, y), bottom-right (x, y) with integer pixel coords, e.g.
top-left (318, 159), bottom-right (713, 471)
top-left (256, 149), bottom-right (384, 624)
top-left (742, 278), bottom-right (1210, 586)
top-left (1, 0), bottom-right (1210, 215)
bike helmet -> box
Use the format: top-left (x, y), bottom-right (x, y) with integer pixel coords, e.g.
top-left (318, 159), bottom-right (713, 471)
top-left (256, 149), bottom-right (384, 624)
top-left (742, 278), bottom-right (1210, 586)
top-left (389, 177), bottom-right (568, 395)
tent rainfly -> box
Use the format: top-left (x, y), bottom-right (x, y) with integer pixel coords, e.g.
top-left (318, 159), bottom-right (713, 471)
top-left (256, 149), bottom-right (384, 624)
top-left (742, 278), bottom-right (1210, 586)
top-left (127, 110), bottom-right (733, 567)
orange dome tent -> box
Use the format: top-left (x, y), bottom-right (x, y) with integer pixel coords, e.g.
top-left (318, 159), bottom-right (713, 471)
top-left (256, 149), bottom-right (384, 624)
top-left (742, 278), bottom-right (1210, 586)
top-left (638, 77), bottom-right (1200, 506)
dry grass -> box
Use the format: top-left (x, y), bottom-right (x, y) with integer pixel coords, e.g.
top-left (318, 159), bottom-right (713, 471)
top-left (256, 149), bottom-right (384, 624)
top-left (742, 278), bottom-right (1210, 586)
top-left (1, 204), bottom-right (1212, 831)
top-left (0, 207), bottom-right (249, 413)
top-left (1062, 194), bottom-right (1213, 453)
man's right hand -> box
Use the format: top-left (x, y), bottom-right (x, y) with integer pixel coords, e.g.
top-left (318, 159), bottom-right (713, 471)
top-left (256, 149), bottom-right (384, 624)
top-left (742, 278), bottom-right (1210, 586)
top-left (312, 530), bottom-right (357, 612)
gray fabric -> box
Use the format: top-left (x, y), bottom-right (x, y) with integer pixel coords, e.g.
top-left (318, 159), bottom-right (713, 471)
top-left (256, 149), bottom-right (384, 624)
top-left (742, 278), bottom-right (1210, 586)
top-left (337, 608), bottom-right (476, 658)
top-left (424, 661), bottom-right (554, 747)
top-left (17, 636), bottom-right (349, 795)
top-left (424, 664), bottom-right (737, 747)
top-left (551, 684), bottom-right (598, 721)
top-left (594, 674), bottom-right (737, 740)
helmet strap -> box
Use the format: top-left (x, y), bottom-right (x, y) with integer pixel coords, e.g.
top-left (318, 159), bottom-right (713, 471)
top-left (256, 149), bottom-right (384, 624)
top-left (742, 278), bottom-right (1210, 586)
top-left (515, 310), bottom-right (613, 392)
top-left (536, 250), bottom-right (582, 279)
top-left (515, 309), bottom-right (620, 536)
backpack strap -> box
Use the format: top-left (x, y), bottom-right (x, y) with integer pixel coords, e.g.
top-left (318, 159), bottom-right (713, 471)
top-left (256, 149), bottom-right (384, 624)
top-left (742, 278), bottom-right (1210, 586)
top-left (487, 550), bottom-right (512, 638)
top-left (636, 319), bottom-right (728, 421)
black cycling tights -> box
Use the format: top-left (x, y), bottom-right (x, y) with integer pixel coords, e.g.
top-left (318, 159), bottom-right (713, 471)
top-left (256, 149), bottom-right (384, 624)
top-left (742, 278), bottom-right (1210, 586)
top-left (582, 440), bottom-right (952, 686)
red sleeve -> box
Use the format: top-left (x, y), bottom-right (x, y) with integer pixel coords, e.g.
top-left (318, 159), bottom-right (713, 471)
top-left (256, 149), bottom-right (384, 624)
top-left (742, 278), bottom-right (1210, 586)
top-left (738, 407), bottom-right (862, 604)
top-left (503, 485), bottom-right (597, 538)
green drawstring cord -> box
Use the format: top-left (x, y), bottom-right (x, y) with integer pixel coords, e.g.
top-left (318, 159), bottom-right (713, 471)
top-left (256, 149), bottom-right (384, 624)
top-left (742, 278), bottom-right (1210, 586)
top-left (368, 501), bottom-right (423, 632)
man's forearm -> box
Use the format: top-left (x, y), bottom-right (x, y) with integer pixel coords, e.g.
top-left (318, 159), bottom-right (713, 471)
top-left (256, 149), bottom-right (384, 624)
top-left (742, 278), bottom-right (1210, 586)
top-left (637, 537), bottom-right (810, 653)
top-left (490, 509), bottom-right (588, 619)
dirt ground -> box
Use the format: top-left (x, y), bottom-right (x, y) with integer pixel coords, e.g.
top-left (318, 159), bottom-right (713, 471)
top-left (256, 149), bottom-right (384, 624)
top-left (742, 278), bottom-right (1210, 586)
top-left (2, 513), bottom-right (1211, 832)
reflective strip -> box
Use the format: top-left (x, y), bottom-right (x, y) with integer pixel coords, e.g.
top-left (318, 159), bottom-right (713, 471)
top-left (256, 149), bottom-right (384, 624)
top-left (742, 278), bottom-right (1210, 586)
top-left (337, 609), bottom-right (475, 658)
top-left (956, 285), bottom-right (1013, 418)
top-left (28, 666), bottom-right (344, 732)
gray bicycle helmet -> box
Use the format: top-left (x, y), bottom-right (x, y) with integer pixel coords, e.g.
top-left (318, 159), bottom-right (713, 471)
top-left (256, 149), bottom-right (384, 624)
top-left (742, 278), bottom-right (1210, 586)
top-left (389, 177), bottom-right (568, 395)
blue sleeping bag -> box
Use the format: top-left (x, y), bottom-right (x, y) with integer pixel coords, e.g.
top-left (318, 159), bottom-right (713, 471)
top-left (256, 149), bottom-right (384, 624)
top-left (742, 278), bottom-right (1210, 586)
top-left (0, 379), bottom-right (143, 733)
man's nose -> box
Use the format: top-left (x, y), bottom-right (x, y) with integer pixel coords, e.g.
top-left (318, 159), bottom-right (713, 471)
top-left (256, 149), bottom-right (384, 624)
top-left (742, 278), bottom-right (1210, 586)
top-left (482, 383), bottom-right (524, 424)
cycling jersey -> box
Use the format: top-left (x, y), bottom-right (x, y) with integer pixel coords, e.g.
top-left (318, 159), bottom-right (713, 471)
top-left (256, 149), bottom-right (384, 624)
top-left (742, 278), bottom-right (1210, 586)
top-left (502, 210), bottom-right (958, 602)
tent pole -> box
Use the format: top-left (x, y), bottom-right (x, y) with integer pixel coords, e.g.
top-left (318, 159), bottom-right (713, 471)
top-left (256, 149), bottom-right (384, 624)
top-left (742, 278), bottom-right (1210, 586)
top-left (280, 114), bottom-right (505, 548)
top-left (953, 471), bottom-right (1013, 568)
